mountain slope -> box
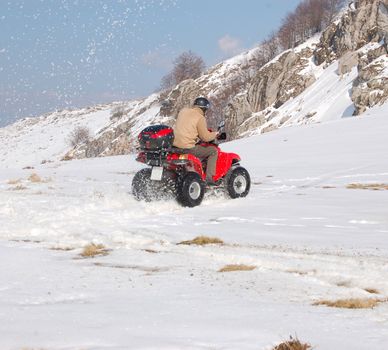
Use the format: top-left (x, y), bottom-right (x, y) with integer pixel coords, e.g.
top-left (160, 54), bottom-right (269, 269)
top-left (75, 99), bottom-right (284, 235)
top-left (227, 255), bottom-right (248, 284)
top-left (1, 0), bottom-right (388, 164)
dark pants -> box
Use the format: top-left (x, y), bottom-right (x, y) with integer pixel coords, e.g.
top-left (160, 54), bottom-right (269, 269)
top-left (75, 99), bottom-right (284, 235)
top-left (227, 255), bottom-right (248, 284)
top-left (188, 145), bottom-right (218, 181)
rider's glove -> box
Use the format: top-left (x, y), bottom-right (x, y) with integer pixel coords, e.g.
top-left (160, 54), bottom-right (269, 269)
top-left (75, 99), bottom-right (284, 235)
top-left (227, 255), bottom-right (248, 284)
top-left (217, 132), bottom-right (226, 140)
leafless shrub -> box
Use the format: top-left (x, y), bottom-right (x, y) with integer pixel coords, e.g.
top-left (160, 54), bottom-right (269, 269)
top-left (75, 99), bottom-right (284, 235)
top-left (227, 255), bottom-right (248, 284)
top-left (277, 0), bottom-right (345, 50)
top-left (272, 336), bottom-right (312, 350)
top-left (110, 105), bottom-right (126, 120)
top-left (66, 126), bottom-right (92, 147)
top-left (160, 51), bottom-right (206, 91)
top-left (261, 32), bottom-right (281, 63)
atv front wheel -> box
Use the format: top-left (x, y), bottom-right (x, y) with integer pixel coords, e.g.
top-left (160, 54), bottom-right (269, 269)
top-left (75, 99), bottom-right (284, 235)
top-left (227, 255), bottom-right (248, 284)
top-left (176, 172), bottom-right (205, 207)
top-left (225, 167), bottom-right (251, 198)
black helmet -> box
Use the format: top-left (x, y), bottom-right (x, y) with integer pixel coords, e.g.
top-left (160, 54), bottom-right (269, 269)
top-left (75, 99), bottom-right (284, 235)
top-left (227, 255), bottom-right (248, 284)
top-left (193, 97), bottom-right (210, 110)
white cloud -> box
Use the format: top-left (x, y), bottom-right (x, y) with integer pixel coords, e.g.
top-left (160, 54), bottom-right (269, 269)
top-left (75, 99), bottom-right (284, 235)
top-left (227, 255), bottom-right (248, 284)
top-left (218, 35), bottom-right (243, 56)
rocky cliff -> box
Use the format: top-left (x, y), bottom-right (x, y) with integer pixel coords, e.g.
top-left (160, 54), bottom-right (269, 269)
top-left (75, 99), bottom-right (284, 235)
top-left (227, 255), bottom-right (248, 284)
top-left (226, 0), bottom-right (388, 136)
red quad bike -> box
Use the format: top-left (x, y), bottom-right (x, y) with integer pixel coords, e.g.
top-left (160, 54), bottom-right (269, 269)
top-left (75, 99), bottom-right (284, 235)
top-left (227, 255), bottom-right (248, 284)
top-left (132, 122), bottom-right (251, 207)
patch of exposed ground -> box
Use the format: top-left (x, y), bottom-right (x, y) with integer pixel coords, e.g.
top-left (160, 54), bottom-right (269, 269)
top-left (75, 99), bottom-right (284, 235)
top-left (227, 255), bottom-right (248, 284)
top-left (218, 264), bottom-right (256, 273)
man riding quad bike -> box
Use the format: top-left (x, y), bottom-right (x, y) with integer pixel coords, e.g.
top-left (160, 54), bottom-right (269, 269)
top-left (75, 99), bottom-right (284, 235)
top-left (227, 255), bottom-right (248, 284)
top-left (132, 97), bottom-right (251, 207)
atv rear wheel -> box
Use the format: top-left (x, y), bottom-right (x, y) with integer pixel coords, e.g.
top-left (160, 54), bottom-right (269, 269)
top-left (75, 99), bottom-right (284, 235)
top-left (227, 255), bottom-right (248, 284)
top-left (225, 167), bottom-right (250, 198)
top-left (132, 168), bottom-right (176, 201)
top-left (176, 172), bottom-right (205, 207)
top-left (132, 168), bottom-right (153, 201)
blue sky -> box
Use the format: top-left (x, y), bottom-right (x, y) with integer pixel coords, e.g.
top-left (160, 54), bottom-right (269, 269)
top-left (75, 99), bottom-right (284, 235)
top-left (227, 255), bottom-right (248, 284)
top-left (0, 0), bottom-right (300, 126)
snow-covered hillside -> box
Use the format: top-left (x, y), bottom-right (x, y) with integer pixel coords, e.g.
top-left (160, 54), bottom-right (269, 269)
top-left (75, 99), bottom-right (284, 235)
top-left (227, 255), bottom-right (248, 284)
top-left (0, 94), bottom-right (164, 168)
top-left (1, 103), bottom-right (387, 349)
top-left (0, 104), bottom-right (113, 168)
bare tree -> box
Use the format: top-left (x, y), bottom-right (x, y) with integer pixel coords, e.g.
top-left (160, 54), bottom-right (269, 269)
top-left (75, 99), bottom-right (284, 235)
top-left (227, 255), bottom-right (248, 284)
top-left (276, 0), bottom-right (345, 50)
top-left (261, 32), bottom-right (281, 63)
top-left (160, 51), bottom-right (206, 90)
top-left (110, 104), bottom-right (126, 120)
top-left (66, 126), bottom-right (92, 147)
top-left (324, 0), bottom-right (345, 25)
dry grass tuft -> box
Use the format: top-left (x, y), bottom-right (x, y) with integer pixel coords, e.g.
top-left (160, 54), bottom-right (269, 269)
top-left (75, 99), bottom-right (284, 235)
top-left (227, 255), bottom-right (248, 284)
top-left (28, 173), bottom-right (42, 183)
top-left (10, 184), bottom-right (27, 191)
top-left (79, 243), bottom-right (110, 258)
top-left (336, 280), bottom-right (351, 288)
top-left (94, 262), bottom-right (167, 273)
top-left (286, 269), bottom-right (311, 276)
top-left (347, 183), bottom-right (388, 191)
top-left (7, 178), bottom-right (22, 185)
top-left (50, 246), bottom-right (74, 251)
top-left (218, 264), bottom-right (256, 273)
top-left (11, 239), bottom-right (41, 244)
top-left (143, 249), bottom-right (159, 254)
top-left (272, 337), bottom-right (312, 350)
top-left (178, 236), bottom-right (224, 246)
top-left (313, 297), bottom-right (387, 309)
top-left (28, 173), bottom-right (51, 183)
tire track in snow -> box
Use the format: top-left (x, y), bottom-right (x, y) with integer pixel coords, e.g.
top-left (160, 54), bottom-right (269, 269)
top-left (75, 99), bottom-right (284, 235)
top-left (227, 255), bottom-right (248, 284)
top-left (166, 241), bottom-right (388, 300)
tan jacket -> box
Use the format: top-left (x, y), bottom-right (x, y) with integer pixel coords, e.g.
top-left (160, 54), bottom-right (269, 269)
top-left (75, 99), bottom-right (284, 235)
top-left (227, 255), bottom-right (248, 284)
top-left (173, 107), bottom-right (218, 149)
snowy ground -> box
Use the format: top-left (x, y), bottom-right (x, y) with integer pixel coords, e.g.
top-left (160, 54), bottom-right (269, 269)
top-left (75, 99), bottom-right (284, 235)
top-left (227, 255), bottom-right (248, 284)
top-left (1, 106), bottom-right (388, 349)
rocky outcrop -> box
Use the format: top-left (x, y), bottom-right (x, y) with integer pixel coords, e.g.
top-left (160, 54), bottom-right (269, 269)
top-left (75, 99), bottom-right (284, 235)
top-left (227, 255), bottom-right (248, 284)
top-left (315, 0), bottom-right (388, 65)
top-left (352, 41), bottom-right (388, 114)
top-left (333, 0), bottom-right (388, 115)
top-left (160, 79), bottom-right (203, 119)
top-left (224, 94), bottom-right (254, 138)
top-left (225, 48), bottom-right (316, 137)
top-left (338, 51), bottom-right (359, 75)
top-left (248, 48), bottom-right (316, 112)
